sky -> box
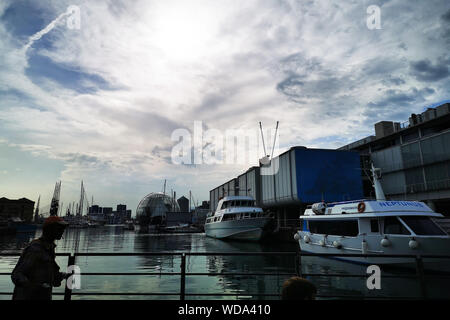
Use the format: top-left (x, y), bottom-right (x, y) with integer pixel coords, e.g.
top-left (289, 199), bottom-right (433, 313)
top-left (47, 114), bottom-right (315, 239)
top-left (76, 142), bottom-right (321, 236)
top-left (0, 0), bottom-right (449, 216)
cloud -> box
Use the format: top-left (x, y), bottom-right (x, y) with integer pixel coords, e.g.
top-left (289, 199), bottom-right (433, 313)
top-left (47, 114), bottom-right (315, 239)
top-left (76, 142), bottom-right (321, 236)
top-left (410, 58), bottom-right (450, 82)
top-left (1, 0), bottom-right (450, 209)
top-left (442, 8), bottom-right (450, 21)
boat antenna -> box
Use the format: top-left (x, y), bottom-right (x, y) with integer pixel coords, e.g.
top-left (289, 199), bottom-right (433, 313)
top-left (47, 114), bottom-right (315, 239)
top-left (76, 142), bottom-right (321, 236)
top-left (371, 163), bottom-right (386, 200)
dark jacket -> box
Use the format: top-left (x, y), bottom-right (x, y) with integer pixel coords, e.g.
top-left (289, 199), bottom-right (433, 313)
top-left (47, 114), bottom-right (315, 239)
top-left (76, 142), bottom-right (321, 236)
top-left (11, 238), bottom-right (64, 300)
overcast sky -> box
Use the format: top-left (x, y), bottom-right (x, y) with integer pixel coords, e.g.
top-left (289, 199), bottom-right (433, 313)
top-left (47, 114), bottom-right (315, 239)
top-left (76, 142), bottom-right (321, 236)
top-left (1, 0), bottom-right (449, 215)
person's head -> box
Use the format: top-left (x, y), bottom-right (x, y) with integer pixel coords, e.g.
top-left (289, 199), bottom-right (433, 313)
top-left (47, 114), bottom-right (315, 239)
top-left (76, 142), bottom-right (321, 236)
top-left (281, 277), bottom-right (317, 300)
top-left (42, 216), bottom-right (68, 241)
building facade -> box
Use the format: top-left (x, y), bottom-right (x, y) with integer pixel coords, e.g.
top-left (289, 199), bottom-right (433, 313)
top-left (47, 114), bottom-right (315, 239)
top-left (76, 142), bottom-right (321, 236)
top-left (339, 103), bottom-right (450, 215)
top-left (0, 197), bottom-right (35, 222)
top-left (209, 146), bottom-right (364, 239)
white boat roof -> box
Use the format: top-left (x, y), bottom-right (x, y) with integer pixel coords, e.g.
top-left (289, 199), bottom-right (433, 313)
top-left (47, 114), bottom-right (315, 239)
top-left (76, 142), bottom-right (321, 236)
top-left (220, 195), bottom-right (255, 201)
top-left (301, 200), bottom-right (444, 219)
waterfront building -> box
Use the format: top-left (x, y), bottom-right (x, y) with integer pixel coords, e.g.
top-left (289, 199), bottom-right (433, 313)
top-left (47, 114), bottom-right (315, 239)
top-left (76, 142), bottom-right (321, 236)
top-left (88, 205), bottom-right (106, 225)
top-left (192, 201), bottom-right (209, 228)
top-left (0, 197), bottom-right (35, 222)
top-left (177, 196), bottom-right (189, 212)
top-left (339, 102), bottom-right (450, 216)
top-left (210, 147), bottom-right (364, 240)
top-left (136, 192), bottom-right (180, 227)
top-left (87, 204), bottom-right (132, 225)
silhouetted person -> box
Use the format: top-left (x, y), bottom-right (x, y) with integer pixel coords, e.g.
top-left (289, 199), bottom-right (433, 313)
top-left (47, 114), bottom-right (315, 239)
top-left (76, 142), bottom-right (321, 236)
top-left (11, 216), bottom-right (69, 300)
top-left (281, 276), bottom-right (317, 300)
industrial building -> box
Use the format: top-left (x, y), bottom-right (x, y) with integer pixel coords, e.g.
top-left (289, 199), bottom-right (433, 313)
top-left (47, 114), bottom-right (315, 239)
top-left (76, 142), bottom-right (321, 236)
top-left (339, 102), bottom-right (450, 216)
top-left (87, 204), bottom-right (132, 225)
top-left (0, 197), bottom-right (35, 222)
top-left (209, 146), bottom-right (364, 239)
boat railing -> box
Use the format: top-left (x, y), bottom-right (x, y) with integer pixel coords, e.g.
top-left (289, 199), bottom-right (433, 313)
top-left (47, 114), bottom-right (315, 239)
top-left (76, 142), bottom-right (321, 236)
top-left (0, 251), bottom-right (449, 300)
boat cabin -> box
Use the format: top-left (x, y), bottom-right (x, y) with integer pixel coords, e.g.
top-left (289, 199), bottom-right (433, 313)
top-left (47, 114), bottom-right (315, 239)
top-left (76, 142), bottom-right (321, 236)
top-left (301, 200), bottom-right (448, 237)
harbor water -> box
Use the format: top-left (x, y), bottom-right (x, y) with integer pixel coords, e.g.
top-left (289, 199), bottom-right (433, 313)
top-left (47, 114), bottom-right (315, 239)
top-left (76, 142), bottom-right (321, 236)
top-left (1, 227), bottom-right (449, 300)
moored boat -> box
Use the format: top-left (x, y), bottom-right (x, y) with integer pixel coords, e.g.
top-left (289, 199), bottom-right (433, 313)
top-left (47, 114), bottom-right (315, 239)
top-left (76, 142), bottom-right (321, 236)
top-left (205, 195), bottom-right (274, 241)
top-left (295, 165), bottom-right (450, 271)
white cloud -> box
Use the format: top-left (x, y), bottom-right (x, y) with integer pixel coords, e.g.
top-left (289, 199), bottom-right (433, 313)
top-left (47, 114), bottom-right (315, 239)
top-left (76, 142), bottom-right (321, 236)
top-left (0, 0), bottom-right (449, 209)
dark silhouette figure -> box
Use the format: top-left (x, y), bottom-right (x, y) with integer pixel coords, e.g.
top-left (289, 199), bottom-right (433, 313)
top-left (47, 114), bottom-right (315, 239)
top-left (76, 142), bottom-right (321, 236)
top-left (11, 216), bottom-right (69, 300)
top-left (281, 276), bottom-right (317, 300)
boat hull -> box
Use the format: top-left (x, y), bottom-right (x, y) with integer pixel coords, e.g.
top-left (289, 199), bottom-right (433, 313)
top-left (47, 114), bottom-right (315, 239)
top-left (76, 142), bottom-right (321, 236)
top-left (205, 218), bottom-right (273, 241)
top-left (297, 231), bottom-right (450, 272)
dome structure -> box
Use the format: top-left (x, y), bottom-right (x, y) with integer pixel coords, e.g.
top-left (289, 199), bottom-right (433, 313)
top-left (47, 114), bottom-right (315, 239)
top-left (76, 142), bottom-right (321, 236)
top-left (136, 192), bottom-right (180, 226)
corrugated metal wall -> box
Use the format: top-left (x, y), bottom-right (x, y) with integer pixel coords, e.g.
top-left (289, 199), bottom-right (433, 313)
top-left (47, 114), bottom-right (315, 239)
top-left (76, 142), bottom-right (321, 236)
top-left (210, 147), bottom-right (364, 209)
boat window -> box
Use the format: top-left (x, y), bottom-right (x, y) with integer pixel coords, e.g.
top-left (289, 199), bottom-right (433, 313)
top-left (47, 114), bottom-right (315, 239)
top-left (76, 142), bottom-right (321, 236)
top-left (370, 219), bottom-right (379, 233)
top-left (400, 217), bottom-right (446, 235)
top-left (222, 214), bottom-right (234, 221)
top-left (251, 212), bottom-right (256, 218)
top-left (308, 220), bottom-right (359, 237)
top-left (230, 201), bottom-right (236, 207)
top-left (383, 217), bottom-right (410, 235)
top-left (243, 212), bottom-right (250, 218)
top-left (206, 218), bottom-right (211, 223)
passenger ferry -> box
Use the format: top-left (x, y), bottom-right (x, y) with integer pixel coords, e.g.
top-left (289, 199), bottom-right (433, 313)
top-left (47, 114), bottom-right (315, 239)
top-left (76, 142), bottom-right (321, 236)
top-left (295, 165), bottom-right (450, 269)
top-left (205, 195), bottom-right (274, 241)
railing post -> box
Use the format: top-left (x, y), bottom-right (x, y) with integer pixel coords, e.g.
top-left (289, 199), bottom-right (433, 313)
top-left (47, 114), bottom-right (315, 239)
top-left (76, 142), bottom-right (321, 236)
top-left (64, 254), bottom-right (76, 301)
top-left (415, 255), bottom-right (427, 300)
top-left (295, 250), bottom-right (302, 277)
top-left (180, 253), bottom-right (186, 301)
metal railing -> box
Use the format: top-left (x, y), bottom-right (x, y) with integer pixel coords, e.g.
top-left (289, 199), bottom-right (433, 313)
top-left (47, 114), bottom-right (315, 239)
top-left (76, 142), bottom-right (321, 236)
top-left (1, 251), bottom-right (449, 300)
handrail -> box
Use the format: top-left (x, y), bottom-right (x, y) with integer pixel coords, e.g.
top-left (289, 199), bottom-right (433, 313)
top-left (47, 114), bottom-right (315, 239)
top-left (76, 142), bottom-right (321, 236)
top-left (1, 251), bottom-right (450, 300)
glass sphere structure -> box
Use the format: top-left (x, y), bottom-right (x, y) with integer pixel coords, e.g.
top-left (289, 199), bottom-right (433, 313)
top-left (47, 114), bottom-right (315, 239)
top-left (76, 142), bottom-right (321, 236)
top-left (136, 192), bottom-right (180, 225)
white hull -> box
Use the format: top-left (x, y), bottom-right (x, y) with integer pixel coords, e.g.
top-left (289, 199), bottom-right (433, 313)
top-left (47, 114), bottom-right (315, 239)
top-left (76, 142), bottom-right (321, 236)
top-left (205, 217), bottom-right (272, 241)
top-left (297, 231), bottom-right (450, 272)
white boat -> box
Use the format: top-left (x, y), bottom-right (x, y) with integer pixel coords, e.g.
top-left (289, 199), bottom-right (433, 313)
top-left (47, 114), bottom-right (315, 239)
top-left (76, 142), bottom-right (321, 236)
top-left (295, 165), bottom-right (450, 271)
top-left (204, 195), bottom-right (274, 241)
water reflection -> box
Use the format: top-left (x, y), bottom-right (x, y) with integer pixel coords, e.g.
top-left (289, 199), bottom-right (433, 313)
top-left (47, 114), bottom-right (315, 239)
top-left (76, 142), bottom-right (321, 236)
top-left (1, 228), bottom-right (449, 300)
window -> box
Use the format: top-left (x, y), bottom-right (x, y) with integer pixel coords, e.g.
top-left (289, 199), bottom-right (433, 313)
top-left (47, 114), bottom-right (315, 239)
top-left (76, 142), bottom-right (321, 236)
top-left (370, 219), bottom-right (379, 232)
top-left (222, 214), bottom-right (235, 221)
top-left (206, 218), bottom-right (211, 223)
top-left (400, 217), bottom-right (446, 235)
top-left (250, 212), bottom-right (256, 218)
top-left (383, 217), bottom-right (410, 235)
top-left (308, 220), bottom-right (359, 237)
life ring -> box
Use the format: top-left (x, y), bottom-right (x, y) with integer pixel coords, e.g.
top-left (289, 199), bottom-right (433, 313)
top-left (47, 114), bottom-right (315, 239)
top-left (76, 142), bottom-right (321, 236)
top-left (357, 202), bottom-right (366, 213)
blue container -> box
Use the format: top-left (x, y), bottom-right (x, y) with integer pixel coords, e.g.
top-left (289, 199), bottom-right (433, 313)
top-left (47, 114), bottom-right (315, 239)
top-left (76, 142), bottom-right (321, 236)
top-left (261, 147), bottom-right (363, 206)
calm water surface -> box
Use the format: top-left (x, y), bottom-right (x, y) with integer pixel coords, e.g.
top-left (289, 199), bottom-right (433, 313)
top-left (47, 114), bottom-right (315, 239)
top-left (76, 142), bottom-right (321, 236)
top-left (1, 227), bottom-right (449, 300)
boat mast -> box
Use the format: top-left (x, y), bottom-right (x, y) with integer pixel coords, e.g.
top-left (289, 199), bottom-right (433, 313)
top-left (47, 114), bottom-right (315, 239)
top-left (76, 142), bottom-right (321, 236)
top-left (371, 163), bottom-right (386, 200)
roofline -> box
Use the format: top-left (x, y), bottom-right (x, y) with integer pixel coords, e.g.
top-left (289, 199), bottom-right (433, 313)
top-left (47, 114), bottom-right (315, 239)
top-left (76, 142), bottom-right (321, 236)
top-left (339, 109), bottom-right (450, 151)
top-left (300, 211), bottom-right (444, 219)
